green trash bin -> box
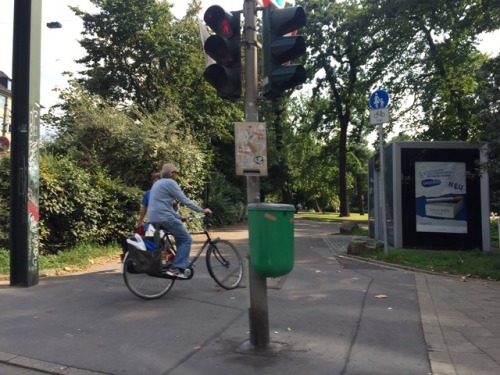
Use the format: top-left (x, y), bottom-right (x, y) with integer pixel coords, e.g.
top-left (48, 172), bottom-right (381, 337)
top-left (248, 203), bottom-right (295, 277)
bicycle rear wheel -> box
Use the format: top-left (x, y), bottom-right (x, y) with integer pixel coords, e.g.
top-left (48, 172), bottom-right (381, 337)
top-left (206, 240), bottom-right (243, 290)
top-left (123, 252), bottom-right (175, 299)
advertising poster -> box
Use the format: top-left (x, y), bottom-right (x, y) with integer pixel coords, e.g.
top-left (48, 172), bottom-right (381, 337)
top-left (415, 162), bottom-right (467, 233)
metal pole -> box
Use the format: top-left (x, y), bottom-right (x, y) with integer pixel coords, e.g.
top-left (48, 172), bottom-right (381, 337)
top-left (378, 122), bottom-right (389, 255)
top-left (10, 0), bottom-right (41, 286)
top-left (244, 0), bottom-right (270, 350)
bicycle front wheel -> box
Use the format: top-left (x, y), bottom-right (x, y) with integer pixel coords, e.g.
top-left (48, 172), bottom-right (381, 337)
top-left (206, 240), bottom-right (243, 290)
top-left (123, 252), bottom-right (175, 300)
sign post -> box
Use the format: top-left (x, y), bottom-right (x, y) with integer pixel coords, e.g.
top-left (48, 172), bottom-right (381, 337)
top-left (370, 90), bottom-right (390, 255)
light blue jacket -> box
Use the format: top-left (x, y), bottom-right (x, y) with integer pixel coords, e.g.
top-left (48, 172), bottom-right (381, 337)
top-left (146, 178), bottom-right (202, 222)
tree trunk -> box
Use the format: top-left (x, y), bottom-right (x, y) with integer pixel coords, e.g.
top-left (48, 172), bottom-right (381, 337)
top-left (339, 117), bottom-right (350, 217)
top-left (313, 199), bottom-right (321, 213)
top-left (357, 176), bottom-right (365, 215)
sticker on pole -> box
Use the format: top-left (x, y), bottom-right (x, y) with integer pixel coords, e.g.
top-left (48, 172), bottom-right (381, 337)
top-left (0, 136), bottom-right (10, 154)
top-left (263, 0), bottom-right (287, 8)
top-left (369, 90), bottom-right (389, 109)
top-left (235, 122), bottom-right (268, 176)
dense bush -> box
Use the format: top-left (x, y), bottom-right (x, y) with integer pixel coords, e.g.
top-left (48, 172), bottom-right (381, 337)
top-left (39, 153), bottom-right (141, 254)
top-left (0, 152), bottom-right (248, 254)
top-left (0, 154), bottom-right (141, 254)
top-left (206, 170), bottom-right (246, 226)
top-left (0, 88), bottom-right (247, 254)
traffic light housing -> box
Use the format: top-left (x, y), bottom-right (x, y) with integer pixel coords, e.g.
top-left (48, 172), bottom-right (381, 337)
top-left (262, 6), bottom-right (307, 99)
top-left (203, 5), bottom-right (241, 100)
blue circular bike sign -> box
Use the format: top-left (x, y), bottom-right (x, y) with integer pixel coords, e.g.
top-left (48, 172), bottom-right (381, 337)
top-left (369, 90), bottom-right (389, 109)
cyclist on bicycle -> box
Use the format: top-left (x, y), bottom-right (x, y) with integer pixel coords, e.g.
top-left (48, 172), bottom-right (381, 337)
top-left (146, 163), bottom-right (212, 279)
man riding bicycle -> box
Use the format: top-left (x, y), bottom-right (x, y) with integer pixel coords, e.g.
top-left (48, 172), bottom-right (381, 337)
top-left (146, 163), bottom-right (212, 279)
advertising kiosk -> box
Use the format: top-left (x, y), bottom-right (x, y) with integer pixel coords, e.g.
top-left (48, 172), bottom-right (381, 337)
top-left (368, 141), bottom-right (490, 251)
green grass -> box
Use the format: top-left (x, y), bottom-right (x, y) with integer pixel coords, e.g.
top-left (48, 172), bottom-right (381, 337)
top-left (358, 248), bottom-right (500, 281)
top-left (298, 212), bottom-right (500, 281)
top-left (491, 218), bottom-right (499, 248)
top-left (297, 212), bottom-right (369, 223)
top-left (297, 212), bottom-right (370, 236)
top-left (0, 244), bottom-right (121, 276)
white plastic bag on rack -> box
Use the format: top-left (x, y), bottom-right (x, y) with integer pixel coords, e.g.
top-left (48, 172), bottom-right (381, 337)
top-left (126, 234), bottom-right (147, 251)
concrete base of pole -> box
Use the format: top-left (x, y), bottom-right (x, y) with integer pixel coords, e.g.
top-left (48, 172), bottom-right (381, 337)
top-left (235, 340), bottom-right (287, 357)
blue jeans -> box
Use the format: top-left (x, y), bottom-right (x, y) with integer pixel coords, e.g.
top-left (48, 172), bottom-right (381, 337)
top-left (158, 219), bottom-right (191, 270)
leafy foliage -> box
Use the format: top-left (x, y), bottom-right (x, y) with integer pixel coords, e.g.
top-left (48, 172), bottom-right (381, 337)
top-left (296, 0), bottom-right (500, 215)
top-left (5, 0), bottom-right (499, 257)
top-left (387, 0), bottom-right (497, 141)
top-left (44, 84), bottom-right (208, 195)
top-left (71, 0), bottom-right (243, 142)
top-left (72, 0), bottom-right (177, 112)
top-left (39, 153), bottom-right (141, 254)
top-left (205, 170), bottom-right (246, 226)
top-left (41, 82), bottom-right (245, 244)
top-left (0, 153), bottom-right (140, 254)
top-left (296, 0), bottom-right (391, 216)
top-left (478, 55), bottom-right (500, 212)
top-left (0, 157), bottom-right (10, 248)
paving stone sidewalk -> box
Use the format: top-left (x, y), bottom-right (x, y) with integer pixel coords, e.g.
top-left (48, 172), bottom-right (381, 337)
top-left (323, 234), bottom-right (500, 375)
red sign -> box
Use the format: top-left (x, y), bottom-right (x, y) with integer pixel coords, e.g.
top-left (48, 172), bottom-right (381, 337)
top-left (0, 136), bottom-right (10, 153)
top-left (28, 200), bottom-right (40, 222)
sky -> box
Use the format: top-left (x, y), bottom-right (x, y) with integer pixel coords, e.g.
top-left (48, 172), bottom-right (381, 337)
top-left (0, 0), bottom-right (499, 112)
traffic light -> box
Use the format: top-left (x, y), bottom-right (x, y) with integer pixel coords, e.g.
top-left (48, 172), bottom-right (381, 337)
top-left (262, 6), bottom-right (307, 99)
top-left (203, 5), bottom-right (241, 100)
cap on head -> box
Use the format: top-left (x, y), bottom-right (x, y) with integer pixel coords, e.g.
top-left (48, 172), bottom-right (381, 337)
top-left (161, 163), bottom-right (179, 178)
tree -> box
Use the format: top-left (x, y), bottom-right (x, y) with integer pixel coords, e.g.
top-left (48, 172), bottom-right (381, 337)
top-left (71, 0), bottom-right (243, 143)
top-left (44, 82), bottom-right (208, 195)
top-left (347, 142), bottom-right (371, 215)
top-left (71, 0), bottom-right (176, 112)
top-left (297, 0), bottom-right (396, 216)
top-left (38, 0), bottom-right (250, 237)
top-left (285, 96), bottom-right (342, 212)
top-left (259, 96), bottom-right (296, 204)
top-left (297, 0), bottom-right (500, 216)
top-left (383, 0), bottom-right (500, 141)
top-left (478, 55), bottom-right (500, 212)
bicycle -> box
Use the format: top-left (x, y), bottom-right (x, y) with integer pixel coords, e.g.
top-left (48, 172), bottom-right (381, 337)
top-left (122, 215), bottom-right (244, 300)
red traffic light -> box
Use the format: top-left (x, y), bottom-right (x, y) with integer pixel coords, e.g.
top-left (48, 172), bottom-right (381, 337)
top-left (220, 19), bottom-right (231, 38)
top-left (203, 5), bottom-right (241, 100)
top-left (204, 5), bottom-right (235, 38)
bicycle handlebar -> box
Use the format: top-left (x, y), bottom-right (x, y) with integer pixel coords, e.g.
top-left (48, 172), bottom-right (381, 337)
top-left (185, 213), bottom-right (209, 222)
